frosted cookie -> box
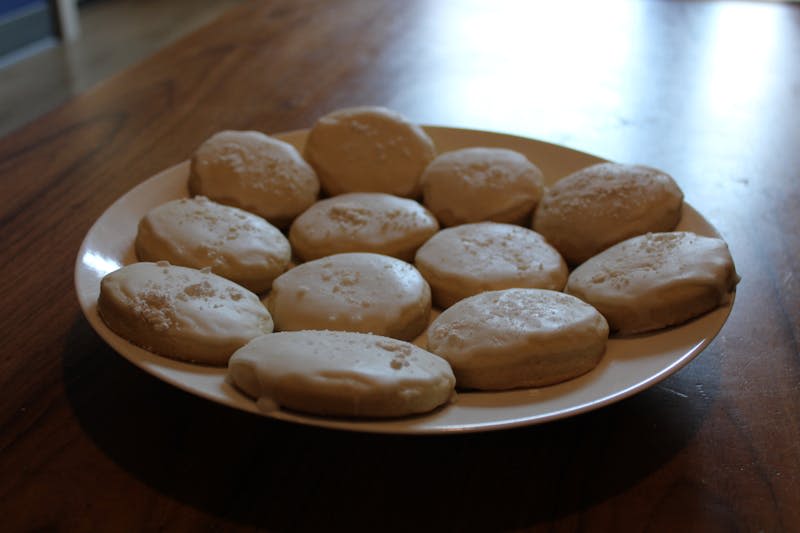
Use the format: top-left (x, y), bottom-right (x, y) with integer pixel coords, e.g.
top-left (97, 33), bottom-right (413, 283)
top-left (421, 147), bottom-right (545, 226)
top-left (135, 197), bottom-right (291, 293)
top-left (414, 222), bottom-right (568, 308)
top-left (228, 330), bottom-right (455, 418)
top-left (289, 192), bottom-right (439, 262)
top-left (267, 253), bottom-right (431, 341)
top-left (427, 288), bottom-right (608, 390)
top-left (532, 162), bottom-right (683, 265)
top-left (304, 106), bottom-right (436, 197)
top-left (98, 262), bottom-right (273, 365)
top-left (189, 130), bottom-right (319, 228)
top-left (566, 232), bottom-right (739, 334)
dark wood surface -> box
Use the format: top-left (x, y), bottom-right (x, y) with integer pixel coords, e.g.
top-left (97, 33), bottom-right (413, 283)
top-left (2, 1), bottom-right (799, 531)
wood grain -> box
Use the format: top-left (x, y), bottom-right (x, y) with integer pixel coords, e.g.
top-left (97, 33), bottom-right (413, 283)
top-left (1, 0), bottom-right (799, 531)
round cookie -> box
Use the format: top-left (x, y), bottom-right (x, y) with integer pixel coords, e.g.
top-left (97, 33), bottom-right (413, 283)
top-left (228, 330), bottom-right (455, 418)
top-left (565, 231), bottom-right (739, 335)
top-left (135, 196), bottom-right (291, 293)
top-left (532, 162), bottom-right (684, 265)
top-left (289, 192), bottom-right (439, 262)
top-left (304, 106), bottom-right (436, 197)
top-left (98, 262), bottom-right (273, 365)
top-left (267, 252), bottom-right (431, 341)
top-left (421, 147), bottom-right (545, 226)
top-left (414, 222), bottom-right (568, 309)
top-left (426, 288), bottom-right (609, 390)
top-left (188, 130), bottom-right (319, 228)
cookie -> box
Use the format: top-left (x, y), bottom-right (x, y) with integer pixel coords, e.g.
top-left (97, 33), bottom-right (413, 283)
top-left (426, 288), bottom-right (609, 390)
top-left (565, 232), bottom-right (739, 334)
top-left (135, 196), bottom-right (291, 293)
top-left (267, 252), bottom-right (431, 341)
top-left (288, 192), bottom-right (439, 262)
top-left (228, 330), bottom-right (455, 418)
top-left (304, 106), bottom-right (436, 197)
top-left (414, 222), bottom-right (568, 308)
top-left (421, 147), bottom-right (544, 226)
top-left (532, 162), bottom-right (683, 265)
top-left (97, 262), bottom-right (273, 365)
top-left (188, 130), bottom-right (319, 228)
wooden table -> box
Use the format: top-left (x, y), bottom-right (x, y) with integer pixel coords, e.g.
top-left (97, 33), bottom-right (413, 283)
top-left (2, 1), bottom-right (798, 530)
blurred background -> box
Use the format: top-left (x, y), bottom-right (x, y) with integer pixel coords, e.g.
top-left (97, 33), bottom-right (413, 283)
top-left (1, 0), bottom-right (797, 158)
top-left (0, 0), bottom-right (242, 138)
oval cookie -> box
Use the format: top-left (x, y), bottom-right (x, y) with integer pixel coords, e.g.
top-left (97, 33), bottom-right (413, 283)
top-left (565, 231), bottom-right (739, 334)
top-left (267, 253), bottom-right (431, 341)
top-left (532, 162), bottom-right (683, 265)
top-left (289, 192), bottom-right (439, 262)
top-left (135, 196), bottom-right (291, 293)
top-left (421, 147), bottom-right (544, 226)
top-left (304, 106), bottom-right (436, 197)
top-left (228, 330), bottom-right (455, 418)
top-left (189, 130), bottom-right (319, 228)
top-left (98, 262), bottom-right (273, 365)
top-left (414, 222), bottom-right (568, 308)
top-left (426, 288), bottom-right (609, 390)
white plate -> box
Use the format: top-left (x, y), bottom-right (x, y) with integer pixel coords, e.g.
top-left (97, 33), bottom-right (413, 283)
top-left (75, 126), bottom-right (734, 434)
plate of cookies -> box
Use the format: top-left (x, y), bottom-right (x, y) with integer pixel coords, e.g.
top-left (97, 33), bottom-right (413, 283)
top-left (75, 107), bottom-right (739, 434)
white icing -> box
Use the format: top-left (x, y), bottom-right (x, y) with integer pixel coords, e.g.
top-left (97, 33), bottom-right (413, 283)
top-left (288, 192), bottom-right (439, 261)
top-left (566, 231), bottom-right (739, 333)
top-left (532, 162), bottom-right (683, 264)
top-left (189, 130), bottom-right (319, 225)
top-left (568, 232), bottom-right (737, 305)
top-left (268, 253), bottom-right (431, 341)
top-left (98, 262), bottom-right (273, 365)
top-left (228, 330), bottom-right (455, 417)
top-left (421, 147), bottom-right (544, 226)
top-left (426, 288), bottom-right (608, 390)
top-left (414, 222), bottom-right (567, 307)
top-left (136, 196), bottom-right (291, 293)
top-left (305, 106), bottom-right (436, 197)
top-left (428, 288), bottom-right (608, 366)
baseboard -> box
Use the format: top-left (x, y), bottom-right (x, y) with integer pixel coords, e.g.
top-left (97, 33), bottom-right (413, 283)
top-left (0, 1), bottom-right (56, 60)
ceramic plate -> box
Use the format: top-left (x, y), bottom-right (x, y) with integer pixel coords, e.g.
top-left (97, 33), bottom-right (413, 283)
top-left (74, 126), bottom-right (734, 434)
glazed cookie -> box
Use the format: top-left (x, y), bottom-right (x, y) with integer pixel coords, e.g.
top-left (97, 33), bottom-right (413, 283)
top-left (228, 330), bottom-right (455, 418)
top-left (414, 222), bottom-right (568, 308)
top-left (421, 147), bottom-right (545, 226)
top-left (532, 162), bottom-right (683, 265)
top-left (289, 192), bottom-right (439, 262)
top-left (426, 288), bottom-right (609, 390)
top-left (267, 252), bottom-right (431, 341)
top-left (304, 106), bottom-right (436, 197)
top-left (188, 130), bottom-right (319, 228)
top-left (566, 232), bottom-right (739, 334)
top-left (135, 196), bottom-right (291, 293)
top-left (98, 262), bottom-right (273, 365)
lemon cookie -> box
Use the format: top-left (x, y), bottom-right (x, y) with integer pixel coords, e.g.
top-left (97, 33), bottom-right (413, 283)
top-left (267, 252), bottom-right (431, 341)
top-left (98, 262), bottom-right (273, 365)
top-left (189, 130), bottom-right (319, 228)
top-left (421, 147), bottom-right (544, 226)
top-left (414, 222), bottom-right (568, 308)
top-left (135, 197), bottom-right (291, 293)
top-left (532, 162), bottom-right (683, 265)
top-left (426, 288), bottom-right (608, 390)
top-left (304, 106), bottom-right (436, 197)
top-left (289, 192), bottom-right (439, 262)
top-left (228, 330), bottom-right (455, 418)
top-left (565, 232), bottom-right (739, 334)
